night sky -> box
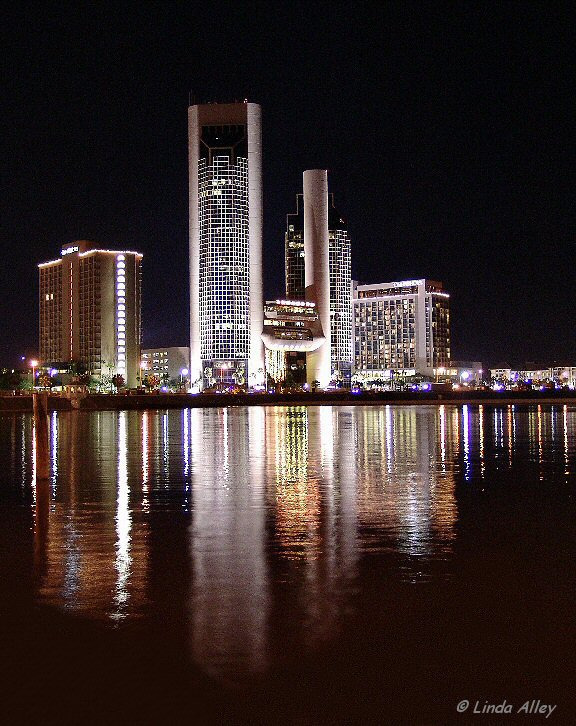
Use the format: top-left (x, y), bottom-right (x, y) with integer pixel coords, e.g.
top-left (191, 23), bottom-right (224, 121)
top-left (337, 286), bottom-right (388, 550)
top-left (1, 2), bottom-right (572, 368)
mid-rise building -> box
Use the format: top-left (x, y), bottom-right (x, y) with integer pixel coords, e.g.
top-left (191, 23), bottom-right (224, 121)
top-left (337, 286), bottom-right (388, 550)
top-left (188, 101), bottom-right (264, 389)
top-left (284, 176), bottom-right (352, 384)
top-left (352, 278), bottom-right (450, 380)
top-left (141, 347), bottom-right (190, 384)
top-left (38, 241), bottom-right (142, 387)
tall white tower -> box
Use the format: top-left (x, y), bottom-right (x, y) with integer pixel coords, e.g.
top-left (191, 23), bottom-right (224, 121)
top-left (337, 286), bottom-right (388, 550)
top-left (188, 102), bottom-right (264, 389)
top-left (303, 170), bottom-right (332, 388)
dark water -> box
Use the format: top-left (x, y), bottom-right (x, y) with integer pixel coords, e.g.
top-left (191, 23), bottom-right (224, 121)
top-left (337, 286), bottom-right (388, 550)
top-left (1, 404), bottom-right (575, 724)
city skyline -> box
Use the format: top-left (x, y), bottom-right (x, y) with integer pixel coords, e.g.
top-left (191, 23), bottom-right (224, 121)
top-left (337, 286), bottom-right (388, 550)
top-left (0, 3), bottom-right (572, 367)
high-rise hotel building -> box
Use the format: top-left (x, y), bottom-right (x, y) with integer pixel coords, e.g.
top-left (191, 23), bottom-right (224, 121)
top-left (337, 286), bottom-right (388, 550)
top-left (38, 241), bottom-right (142, 387)
top-left (285, 182), bottom-right (352, 382)
top-left (352, 279), bottom-right (450, 378)
top-left (188, 101), bottom-right (264, 389)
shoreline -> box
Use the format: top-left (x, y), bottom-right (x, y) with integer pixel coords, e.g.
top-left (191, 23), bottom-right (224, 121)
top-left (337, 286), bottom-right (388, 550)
top-left (1, 390), bottom-right (576, 412)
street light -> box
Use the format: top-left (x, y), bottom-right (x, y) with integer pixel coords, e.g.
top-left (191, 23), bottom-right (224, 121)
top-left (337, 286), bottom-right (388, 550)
top-left (219, 362), bottom-right (230, 386)
top-left (180, 368), bottom-right (189, 388)
top-left (30, 359), bottom-right (38, 391)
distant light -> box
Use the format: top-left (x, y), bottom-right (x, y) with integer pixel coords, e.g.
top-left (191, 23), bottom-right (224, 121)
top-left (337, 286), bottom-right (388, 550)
top-left (30, 359), bottom-right (39, 367)
top-left (181, 368), bottom-right (189, 376)
top-left (50, 369), bottom-right (58, 377)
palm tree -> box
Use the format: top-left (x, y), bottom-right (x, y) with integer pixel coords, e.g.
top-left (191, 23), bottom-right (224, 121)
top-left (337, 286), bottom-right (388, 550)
top-left (111, 374), bottom-right (125, 392)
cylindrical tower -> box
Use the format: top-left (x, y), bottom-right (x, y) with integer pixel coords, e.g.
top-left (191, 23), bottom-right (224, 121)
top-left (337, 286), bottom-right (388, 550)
top-left (246, 103), bottom-right (265, 386)
top-left (303, 169), bottom-right (331, 387)
top-left (188, 106), bottom-right (202, 389)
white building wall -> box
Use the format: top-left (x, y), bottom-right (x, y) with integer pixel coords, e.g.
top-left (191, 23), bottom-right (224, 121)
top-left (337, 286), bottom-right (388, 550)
top-left (247, 103), bottom-right (265, 386)
top-left (188, 106), bottom-right (202, 387)
top-left (304, 170), bottom-right (331, 388)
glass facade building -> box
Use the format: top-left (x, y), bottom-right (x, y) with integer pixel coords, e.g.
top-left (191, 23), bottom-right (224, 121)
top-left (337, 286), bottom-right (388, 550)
top-left (189, 102), bottom-right (264, 390)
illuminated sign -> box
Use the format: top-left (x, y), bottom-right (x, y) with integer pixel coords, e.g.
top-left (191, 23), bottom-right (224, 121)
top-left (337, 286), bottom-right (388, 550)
top-left (61, 245), bottom-right (79, 256)
top-left (386, 279), bottom-right (425, 288)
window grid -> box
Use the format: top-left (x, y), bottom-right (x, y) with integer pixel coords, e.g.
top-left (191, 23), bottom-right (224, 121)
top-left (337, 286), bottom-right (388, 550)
top-left (198, 155), bottom-right (250, 363)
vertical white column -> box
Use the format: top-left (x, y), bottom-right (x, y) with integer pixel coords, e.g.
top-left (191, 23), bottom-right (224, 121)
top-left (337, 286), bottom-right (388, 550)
top-left (304, 169), bottom-right (331, 388)
top-left (247, 103), bottom-right (265, 386)
top-left (415, 282), bottom-right (428, 373)
top-left (188, 106), bottom-right (202, 389)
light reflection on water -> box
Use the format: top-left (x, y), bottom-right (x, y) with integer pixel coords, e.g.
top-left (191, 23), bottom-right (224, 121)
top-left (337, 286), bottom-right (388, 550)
top-left (1, 404), bottom-right (576, 681)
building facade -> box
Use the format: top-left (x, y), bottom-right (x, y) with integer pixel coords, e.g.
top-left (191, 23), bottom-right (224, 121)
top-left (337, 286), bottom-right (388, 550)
top-left (39, 241), bottom-right (142, 387)
top-left (188, 101), bottom-right (264, 389)
top-left (352, 279), bottom-right (450, 379)
top-left (261, 299), bottom-right (323, 384)
top-left (285, 181), bottom-right (352, 383)
top-left (141, 347), bottom-right (190, 384)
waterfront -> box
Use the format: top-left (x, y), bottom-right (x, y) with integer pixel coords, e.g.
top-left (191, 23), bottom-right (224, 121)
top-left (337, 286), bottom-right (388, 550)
top-left (1, 404), bottom-right (575, 724)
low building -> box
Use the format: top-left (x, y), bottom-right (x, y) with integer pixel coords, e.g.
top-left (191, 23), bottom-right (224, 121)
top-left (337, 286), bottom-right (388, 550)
top-left (444, 361), bottom-right (484, 386)
top-left (515, 367), bottom-right (550, 384)
top-left (141, 347), bottom-right (190, 385)
top-left (489, 365), bottom-right (513, 382)
top-left (550, 366), bottom-right (576, 388)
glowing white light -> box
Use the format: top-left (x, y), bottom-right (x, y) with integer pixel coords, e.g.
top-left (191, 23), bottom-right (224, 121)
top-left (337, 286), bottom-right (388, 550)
top-left (113, 412), bottom-right (131, 619)
top-left (462, 405), bottom-right (471, 480)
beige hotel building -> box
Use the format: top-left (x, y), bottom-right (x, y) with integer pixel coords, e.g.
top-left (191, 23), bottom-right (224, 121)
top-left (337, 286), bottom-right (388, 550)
top-left (352, 278), bottom-right (450, 379)
top-left (39, 241), bottom-right (142, 387)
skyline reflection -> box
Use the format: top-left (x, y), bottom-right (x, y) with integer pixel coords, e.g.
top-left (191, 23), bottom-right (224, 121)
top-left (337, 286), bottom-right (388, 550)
top-left (1, 403), bottom-right (572, 681)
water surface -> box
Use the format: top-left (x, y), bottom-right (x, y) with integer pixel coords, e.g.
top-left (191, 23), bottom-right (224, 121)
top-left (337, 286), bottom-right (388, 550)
top-left (1, 404), bottom-right (575, 723)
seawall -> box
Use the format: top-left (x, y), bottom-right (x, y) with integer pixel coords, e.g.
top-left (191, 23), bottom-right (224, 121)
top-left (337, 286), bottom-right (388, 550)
top-left (2, 390), bottom-right (576, 413)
